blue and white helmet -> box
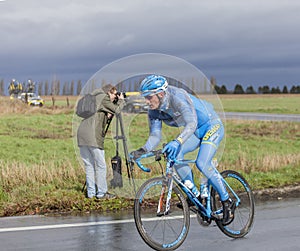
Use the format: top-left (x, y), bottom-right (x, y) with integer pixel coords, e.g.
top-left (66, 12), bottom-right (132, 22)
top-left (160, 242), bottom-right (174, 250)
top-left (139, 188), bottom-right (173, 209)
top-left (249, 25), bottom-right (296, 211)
top-left (140, 75), bottom-right (168, 97)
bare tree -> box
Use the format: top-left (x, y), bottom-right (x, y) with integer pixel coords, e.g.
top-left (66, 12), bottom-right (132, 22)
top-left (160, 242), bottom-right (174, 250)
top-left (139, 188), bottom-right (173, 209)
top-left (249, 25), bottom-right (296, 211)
top-left (38, 82), bottom-right (43, 95)
top-left (51, 80), bottom-right (60, 95)
top-left (76, 80), bottom-right (82, 95)
top-left (45, 81), bottom-right (49, 95)
top-left (0, 79), bottom-right (4, 96)
top-left (70, 80), bottom-right (74, 95)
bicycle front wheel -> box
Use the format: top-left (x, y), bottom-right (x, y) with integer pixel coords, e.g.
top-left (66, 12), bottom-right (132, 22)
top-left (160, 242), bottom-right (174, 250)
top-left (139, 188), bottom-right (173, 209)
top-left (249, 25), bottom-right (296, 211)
top-left (134, 177), bottom-right (190, 251)
top-left (211, 170), bottom-right (255, 238)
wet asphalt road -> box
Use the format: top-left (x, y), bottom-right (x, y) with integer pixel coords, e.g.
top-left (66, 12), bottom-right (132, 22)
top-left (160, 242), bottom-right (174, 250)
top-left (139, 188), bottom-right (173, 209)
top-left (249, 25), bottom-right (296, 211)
top-left (0, 198), bottom-right (299, 251)
top-left (224, 112), bottom-right (300, 122)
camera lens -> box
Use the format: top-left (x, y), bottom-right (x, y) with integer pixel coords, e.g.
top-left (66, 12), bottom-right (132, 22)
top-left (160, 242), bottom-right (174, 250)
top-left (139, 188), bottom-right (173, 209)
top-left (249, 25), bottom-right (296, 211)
top-left (117, 92), bottom-right (127, 98)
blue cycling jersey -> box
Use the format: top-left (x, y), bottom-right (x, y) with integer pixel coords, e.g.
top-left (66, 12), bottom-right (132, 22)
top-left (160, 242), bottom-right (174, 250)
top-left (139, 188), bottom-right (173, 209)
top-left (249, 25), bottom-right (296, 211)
top-left (143, 86), bottom-right (221, 151)
top-left (141, 85), bottom-right (228, 201)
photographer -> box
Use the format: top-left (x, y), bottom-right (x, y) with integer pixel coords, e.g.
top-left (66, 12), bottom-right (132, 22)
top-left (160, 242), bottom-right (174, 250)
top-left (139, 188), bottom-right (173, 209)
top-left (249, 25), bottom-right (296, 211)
top-left (77, 84), bottom-right (125, 199)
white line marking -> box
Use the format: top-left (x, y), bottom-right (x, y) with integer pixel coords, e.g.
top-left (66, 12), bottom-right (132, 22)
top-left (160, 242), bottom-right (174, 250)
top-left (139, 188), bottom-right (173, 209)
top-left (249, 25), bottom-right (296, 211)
top-left (0, 215), bottom-right (196, 233)
top-left (0, 219), bottom-right (135, 233)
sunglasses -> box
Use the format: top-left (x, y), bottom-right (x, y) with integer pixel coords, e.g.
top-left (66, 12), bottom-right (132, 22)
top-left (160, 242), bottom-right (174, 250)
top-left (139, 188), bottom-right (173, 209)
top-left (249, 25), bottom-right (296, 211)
top-left (144, 95), bottom-right (155, 100)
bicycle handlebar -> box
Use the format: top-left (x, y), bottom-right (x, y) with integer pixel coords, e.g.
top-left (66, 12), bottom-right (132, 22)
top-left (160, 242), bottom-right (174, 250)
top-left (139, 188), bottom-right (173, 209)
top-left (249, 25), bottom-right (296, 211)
top-left (131, 149), bottom-right (196, 172)
top-left (131, 150), bottom-right (163, 172)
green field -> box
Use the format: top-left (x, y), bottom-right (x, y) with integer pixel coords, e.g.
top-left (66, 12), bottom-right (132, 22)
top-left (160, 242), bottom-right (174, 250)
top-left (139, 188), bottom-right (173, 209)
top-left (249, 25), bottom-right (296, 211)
top-left (0, 95), bottom-right (299, 216)
top-left (219, 94), bottom-right (300, 114)
top-left (47, 94), bottom-right (300, 114)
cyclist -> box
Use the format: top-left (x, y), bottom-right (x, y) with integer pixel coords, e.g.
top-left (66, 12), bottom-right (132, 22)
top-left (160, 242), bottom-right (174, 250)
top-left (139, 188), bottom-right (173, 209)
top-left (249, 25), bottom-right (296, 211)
top-left (130, 75), bottom-right (235, 225)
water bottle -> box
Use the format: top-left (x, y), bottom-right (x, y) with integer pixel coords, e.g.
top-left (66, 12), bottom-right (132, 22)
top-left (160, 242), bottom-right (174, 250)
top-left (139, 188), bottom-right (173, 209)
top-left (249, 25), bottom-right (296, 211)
top-left (184, 180), bottom-right (200, 197)
top-left (200, 177), bottom-right (208, 199)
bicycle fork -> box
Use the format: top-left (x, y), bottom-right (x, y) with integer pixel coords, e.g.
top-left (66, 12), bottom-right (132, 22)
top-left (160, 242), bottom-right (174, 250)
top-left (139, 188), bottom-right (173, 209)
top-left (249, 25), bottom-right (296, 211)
top-left (157, 174), bottom-right (173, 217)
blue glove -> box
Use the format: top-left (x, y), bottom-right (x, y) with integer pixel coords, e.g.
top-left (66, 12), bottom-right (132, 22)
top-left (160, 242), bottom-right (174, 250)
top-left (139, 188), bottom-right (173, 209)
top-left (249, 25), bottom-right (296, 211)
top-left (162, 140), bottom-right (181, 160)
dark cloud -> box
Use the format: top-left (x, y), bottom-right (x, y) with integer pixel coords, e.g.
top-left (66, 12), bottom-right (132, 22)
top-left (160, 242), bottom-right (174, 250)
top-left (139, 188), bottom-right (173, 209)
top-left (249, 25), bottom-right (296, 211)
top-left (0, 0), bottom-right (299, 90)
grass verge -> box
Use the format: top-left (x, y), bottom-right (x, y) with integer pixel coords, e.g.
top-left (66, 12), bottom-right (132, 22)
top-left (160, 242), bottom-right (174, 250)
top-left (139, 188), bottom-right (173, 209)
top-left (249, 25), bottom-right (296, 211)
top-left (0, 96), bottom-right (299, 216)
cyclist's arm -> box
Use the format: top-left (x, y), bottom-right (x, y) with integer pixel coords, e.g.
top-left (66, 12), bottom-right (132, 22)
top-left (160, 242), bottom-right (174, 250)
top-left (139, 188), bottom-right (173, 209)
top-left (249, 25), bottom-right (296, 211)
top-left (172, 94), bottom-right (197, 144)
top-left (142, 117), bottom-right (162, 152)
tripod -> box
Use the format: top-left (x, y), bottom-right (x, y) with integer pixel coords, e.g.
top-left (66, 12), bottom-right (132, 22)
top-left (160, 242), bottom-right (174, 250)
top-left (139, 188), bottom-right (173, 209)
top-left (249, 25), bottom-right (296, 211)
top-left (111, 112), bottom-right (136, 193)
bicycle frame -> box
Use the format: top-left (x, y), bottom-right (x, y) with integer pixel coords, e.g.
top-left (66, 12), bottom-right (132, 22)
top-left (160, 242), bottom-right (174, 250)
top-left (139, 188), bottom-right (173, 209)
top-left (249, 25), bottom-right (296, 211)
top-left (133, 150), bottom-right (255, 248)
top-left (135, 152), bottom-right (216, 218)
top-left (134, 151), bottom-right (243, 219)
top-left (170, 159), bottom-right (215, 218)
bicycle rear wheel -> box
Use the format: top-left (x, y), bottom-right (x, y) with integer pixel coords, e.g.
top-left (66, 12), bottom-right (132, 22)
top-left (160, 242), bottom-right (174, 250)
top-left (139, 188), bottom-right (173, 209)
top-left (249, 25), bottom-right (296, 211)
top-left (211, 170), bottom-right (255, 238)
top-left (134, 177), bottom-right (190, 251)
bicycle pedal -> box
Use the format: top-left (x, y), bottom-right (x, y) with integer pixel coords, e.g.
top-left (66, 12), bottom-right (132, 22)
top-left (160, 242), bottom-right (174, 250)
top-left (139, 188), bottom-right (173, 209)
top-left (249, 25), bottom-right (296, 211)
top-left (197, 213), bottom-right (211, 227)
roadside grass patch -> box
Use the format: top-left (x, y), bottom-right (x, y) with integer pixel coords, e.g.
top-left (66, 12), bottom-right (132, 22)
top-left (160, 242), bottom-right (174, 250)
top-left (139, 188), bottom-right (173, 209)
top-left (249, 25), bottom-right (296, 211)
top-left (0, 95), bottom-right (299, 216)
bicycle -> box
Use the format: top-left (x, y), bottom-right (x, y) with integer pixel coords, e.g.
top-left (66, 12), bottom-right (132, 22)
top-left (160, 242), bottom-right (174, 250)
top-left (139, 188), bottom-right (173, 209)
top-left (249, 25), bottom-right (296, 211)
top-left (131, 150), bottom-right (255, 251)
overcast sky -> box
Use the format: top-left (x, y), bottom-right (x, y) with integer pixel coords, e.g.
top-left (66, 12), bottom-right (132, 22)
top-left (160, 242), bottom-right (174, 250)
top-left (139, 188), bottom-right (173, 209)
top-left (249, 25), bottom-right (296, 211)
top-left (1, 0), bottom-right (299, 90)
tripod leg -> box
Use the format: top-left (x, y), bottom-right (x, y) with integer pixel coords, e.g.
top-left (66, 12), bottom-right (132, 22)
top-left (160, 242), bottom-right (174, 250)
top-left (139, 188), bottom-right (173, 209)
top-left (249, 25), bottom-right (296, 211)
top-left (82, 181), bottom-right (86, 193)
top-left (116, 113), bottom-right (136, 193)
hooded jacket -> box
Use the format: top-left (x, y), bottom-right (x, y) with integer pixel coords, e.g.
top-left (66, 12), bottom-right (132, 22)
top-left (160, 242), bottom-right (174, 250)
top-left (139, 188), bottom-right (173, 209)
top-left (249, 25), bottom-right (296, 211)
top-left (77, 88), bottom-right (124, 149)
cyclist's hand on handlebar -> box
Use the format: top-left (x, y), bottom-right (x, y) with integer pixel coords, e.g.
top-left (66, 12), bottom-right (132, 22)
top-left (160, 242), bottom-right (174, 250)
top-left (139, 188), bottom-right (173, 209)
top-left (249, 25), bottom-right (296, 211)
top-left (162, 140), bottom-right (181, 160)
top-left (130, 147), bottom-right (146, 160)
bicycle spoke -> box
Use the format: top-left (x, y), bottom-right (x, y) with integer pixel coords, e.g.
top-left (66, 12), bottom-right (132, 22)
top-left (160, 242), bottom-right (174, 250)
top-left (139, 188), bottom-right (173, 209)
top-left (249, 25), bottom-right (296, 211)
top-left (134, 177), bottom-right (190, 250)
top-left (211, 170), bottom-right (255, 238)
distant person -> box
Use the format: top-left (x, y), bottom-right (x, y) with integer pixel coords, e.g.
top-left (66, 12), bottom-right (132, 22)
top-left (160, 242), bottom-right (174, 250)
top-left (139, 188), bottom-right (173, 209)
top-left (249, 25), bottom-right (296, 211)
top-left (130, 75), bottom-right (235, 225)
top-left (8, 79), bottom-right (18, 96)
top-left (26, 79), bottom-right (35, 93)
top-left (77, 84), bottom-right (125, 199)
top-left (17, 81), bottom-right (23, 94)
top-left (8, 79), bottom-right (23, 98)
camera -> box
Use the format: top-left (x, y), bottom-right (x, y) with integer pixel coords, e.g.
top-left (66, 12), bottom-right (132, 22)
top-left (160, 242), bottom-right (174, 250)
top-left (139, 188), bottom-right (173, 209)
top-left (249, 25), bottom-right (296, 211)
top-left (113, 92), bottom-right (127, 104)
top-left (116, 92), bottom-right (127, 98)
